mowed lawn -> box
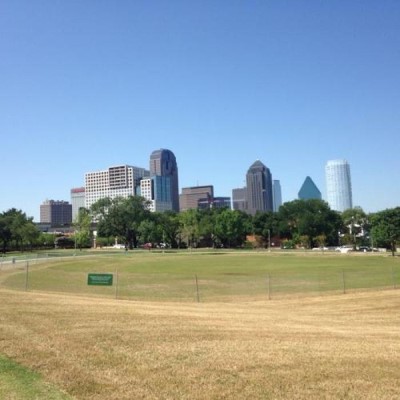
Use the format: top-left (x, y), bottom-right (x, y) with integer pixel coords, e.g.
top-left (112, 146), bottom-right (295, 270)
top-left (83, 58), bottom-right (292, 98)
top-left (1, 250), bottom-right (399, 301)
top-left (0, 288), bottom-right (400, 399)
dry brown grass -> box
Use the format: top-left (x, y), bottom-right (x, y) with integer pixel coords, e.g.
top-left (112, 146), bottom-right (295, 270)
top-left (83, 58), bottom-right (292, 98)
top-left (0, 288), bottom-right (400, 399)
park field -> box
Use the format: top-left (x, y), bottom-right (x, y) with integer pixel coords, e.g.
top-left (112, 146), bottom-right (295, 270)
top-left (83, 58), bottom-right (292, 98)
top-left (0, 250), bottom-right (399, 301)
top-left (0, 287), bottom-right (400, 399)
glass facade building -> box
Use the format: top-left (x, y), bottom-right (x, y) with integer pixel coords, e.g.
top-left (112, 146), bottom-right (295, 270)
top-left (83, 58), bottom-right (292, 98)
top-left (140, 176), bottom-right (172, 212)
top-left (298, 176), bottom-right (322, 200)
top-left (150, 149), bottom-right (179, 212)
top-left (272, 180), bottom-right (282, 212)
top-left (232, 187), bottom-right (247, 211)
top-left (325, 159), bottom-right (353, 212)
top-left (246, 160), bottom-right (273, 215)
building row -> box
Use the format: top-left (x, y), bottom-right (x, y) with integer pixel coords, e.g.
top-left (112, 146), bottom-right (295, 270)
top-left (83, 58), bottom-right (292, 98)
top-left (39, 151), bottom-right (353, 225)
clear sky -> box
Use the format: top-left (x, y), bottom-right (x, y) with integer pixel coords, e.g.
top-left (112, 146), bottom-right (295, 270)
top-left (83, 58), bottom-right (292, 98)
top-left (1, 1), bottom-right (399, 221)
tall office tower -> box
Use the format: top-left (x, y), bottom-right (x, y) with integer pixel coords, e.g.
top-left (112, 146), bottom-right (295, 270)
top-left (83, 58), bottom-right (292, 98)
top-left (179, 185), bottom-right (214, 211)
top-left (140, 176), bottom-right (173, 212)
top-left (246, 160), bottom-right (273, 215)
top-left (232, 187), bottom-right (247, 211)
top-left (325, 159), bottom-right (353, 212)
top-left (40, 200), bottom-right (72, 225)
top-left (298, 176), bottom-right (322, 200)
top-left (272, 180), bottom-right (282, 212)
top-left (149, 149), bottom-right (179, 212)
top-left (85, 165), bottom-right (149, 210)
top-left (70, 187), bottom-right (85, 221)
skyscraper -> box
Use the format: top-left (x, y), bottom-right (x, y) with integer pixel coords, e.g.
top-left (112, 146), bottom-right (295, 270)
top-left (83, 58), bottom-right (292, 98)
top-left (298, 176), bottom-right (322, 200)
top-left (325, 159), bottom-right (353, 212)
top-left (150, 149), bottom-right (179, 212)
top-left (246, 160), bottom-right (273, 215)
top-left (272, 180), bottom-right (282, 212)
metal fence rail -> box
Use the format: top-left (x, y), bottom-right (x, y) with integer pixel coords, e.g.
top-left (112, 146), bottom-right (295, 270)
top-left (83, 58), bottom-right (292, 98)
top-left (1, 260), bottom-right (398, 302)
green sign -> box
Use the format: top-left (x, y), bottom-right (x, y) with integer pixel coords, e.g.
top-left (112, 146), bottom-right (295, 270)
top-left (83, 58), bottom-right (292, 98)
top-left (87, 273), bottom-right (113, 286)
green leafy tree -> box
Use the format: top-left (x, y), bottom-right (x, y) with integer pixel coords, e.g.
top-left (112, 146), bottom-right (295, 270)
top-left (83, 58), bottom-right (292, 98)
top-left (179, 209), bottom-right (201, 248)
top-left (73, 208), bottom-right (92, 249)
top-left (20, 221), bottom-right (40, 251)
top-left (253, 211), bottom-right (278, 248)
top-left (91, 196), bottom-right (151, 248)
top-left (138, 218), bottom-right (162, 245)
top-left (370, 207), bottom-right (400, 256)
top-left (0, 209), bottom-right (39, 252)
top-left (0, 213), bottom-right (12, 253)
top-left (214, 209), bottom-right (251, 248)
top-left (38, 233), bottom-right (56, 249)
top-left (278, 199), bottom-right (342, 247)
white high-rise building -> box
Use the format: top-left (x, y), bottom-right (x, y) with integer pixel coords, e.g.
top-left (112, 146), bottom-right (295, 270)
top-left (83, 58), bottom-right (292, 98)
top-left (85, 165), bottom-right (149, 209)
top-left (325, 159), bottom-right (353, 212)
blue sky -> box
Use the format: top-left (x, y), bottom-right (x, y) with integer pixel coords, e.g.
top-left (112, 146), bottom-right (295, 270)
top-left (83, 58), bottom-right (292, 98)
top-left (1, 1), bottom-right (399, 221)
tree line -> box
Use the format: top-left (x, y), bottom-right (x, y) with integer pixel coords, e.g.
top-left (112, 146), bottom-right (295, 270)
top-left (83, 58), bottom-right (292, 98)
top-left (1, 198), bottom-right (400, 255)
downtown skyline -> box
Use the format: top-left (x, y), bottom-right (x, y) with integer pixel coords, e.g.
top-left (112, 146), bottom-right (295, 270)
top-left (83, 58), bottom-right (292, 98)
top-left (1, 1), bottom-right (399, 220)
top-left (50, 154), bottom-right (350, 222)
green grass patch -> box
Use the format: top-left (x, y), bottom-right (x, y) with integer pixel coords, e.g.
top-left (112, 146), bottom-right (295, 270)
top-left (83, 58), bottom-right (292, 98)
top-left (1, 250), bottom-right (399, 301)
top-left (0, 354), bottom-right (71, 399)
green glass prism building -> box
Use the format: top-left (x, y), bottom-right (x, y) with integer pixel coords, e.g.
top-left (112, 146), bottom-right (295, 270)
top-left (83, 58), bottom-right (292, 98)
top-left (298, 176), bottom-right (322, 200)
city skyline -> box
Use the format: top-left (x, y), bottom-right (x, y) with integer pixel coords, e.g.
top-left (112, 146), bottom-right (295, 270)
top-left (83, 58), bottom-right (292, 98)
top-left (1, 151), bottom-right (396, 221)
top-left (1, 2), bottom-right (399, 220)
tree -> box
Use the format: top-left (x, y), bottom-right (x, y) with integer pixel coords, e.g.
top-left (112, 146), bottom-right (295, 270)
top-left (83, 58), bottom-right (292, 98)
top-left (214, 209), bottom-right (251, 248)
top-left (20, 221), bottom-right (40, 251)
top-left (0, 209), bottom-right (39, 252)
top-left (179, 209), bottom-right (201, 248)
top-left (253, 211), bottom-right (278, 248)
top-left (155, 211), bottom-right (181, 248)
top-left (0, 213), bottom-right (12, 253)
top-left (73, 208), bottom-right (92, 249)
top-left (138, 218), bottom-right (162, 245)
top-left (278, 199), bottom-right (342, 248)
top-left (341, 207), bottom-right (368, 248)
top-left (91, 196), bottom-right (151, 248)
top-left (370, 207), bottom-right (400, 256)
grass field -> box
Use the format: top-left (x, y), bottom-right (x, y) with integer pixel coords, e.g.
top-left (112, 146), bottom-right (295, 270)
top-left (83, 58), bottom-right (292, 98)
top-left (1, 251), bottom-right (399, 399)
top-left (0, 250), bottom-right (399, 301)
top-left (0, 288), bottom-right (399, 399)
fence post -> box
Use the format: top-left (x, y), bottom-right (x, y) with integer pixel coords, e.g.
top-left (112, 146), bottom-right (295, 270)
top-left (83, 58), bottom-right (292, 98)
top-left (267, 273), bottom-right (271, 300)
top-left (342, 269), bottom-right (346, 294)
top-left (25, 261), bottom-right (29, 291)
top-left (115, 267), bottom-right (119, 300)
top-left (195, 274), bottom-right (200, 303)
top-left (392, 265), bottom-right (396, 290)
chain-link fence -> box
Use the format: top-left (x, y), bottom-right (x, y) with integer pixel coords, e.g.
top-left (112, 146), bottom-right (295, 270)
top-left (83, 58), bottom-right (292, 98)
top-left (1, 256), bottom-right (398, 302)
